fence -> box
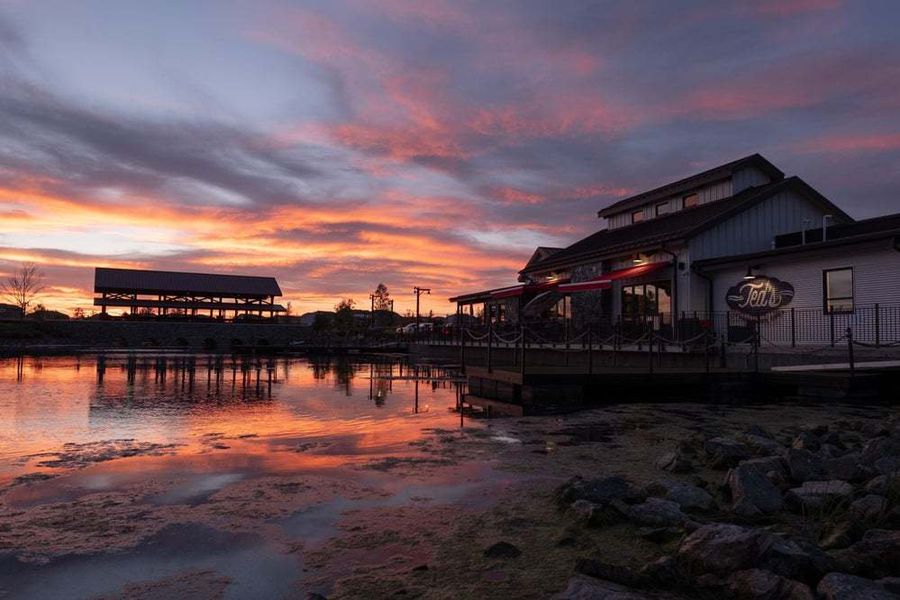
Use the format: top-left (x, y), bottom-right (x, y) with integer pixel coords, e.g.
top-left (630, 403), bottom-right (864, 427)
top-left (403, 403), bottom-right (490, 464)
top-left (411, 303), bottom-right (900, 352)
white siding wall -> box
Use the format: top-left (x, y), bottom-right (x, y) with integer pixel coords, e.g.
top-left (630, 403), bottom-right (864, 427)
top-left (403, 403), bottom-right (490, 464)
top-left (709, 242), bottom-right (900, 312)
top-left (606, 178), bottom-right (733, 229)
top-left (689, 190), bottom-right (829, 261)
top-left (732, 166), bottom-right (773, 194)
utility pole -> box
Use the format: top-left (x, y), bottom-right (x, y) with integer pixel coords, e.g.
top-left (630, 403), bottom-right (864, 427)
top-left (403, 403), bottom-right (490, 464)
top-left (413, 287), bottom-right (431, 334)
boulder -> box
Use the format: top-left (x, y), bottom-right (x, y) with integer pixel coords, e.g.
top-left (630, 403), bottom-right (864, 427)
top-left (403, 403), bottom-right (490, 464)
top-left (824, 452), bottom-right (869, 482)
top-left (551, 576), bottom-right (653, 600)
top-left (483, 541), bottom-right (521, 559)
top-left (575, 560), bottom-right (643, 588)
top-left (786, 480), bottom-right (853, 511)
top-left (556, 476), bottom-right (639, 508)
top-left (864, 475), bottom-right (890, 496)
top-left (638, 556), bottom-right (687, 588)
top-left (792, 432), bottom-right (821, 453)
top-left (623, 498), bottom-right (690, 528)
top-left (704, 437), bottom-right (751, 468)
top-left (568, 500), bottom-right (613, 527)
top-left (741, 434), bottom-right (784, 457)
top-left (873, 456), bottom-right (900, 476)
top-left (726, 569), bottom-right (814, 600)
top-left (762, 535), bottom-right (833, 583)
top-left (740, 455), bottom-right (788, 479)
top-left (655, 450), bottom-right (694, 473)
top-left (678, 523), bottom-right (773, 575)
top-left (726, 464), bottom-right (784, 515)
top-left (786, 448), bottom-right (824, 483)
top-left (644, 479), bottom-right (715, 512)
top-left (832, 529), bottom-right (900, 579)
top-left (817, 573), bottom-right (894, 600)
top-left (860, 436), bottom-right (900, 465)
top-left (848, 494), bottom-right (888, 523)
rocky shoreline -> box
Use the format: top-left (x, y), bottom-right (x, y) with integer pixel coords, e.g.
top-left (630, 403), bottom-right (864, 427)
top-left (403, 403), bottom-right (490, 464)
top-left (551, 417), bottom-right (900, 599)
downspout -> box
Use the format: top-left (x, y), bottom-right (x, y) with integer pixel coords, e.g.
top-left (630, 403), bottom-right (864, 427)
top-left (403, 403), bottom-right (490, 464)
top-left (658, 248), bottom-right (679, 338)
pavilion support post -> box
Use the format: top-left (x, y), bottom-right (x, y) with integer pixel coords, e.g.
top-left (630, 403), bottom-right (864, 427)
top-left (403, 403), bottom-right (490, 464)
top-left (487, 318), bottom-right (493, 373)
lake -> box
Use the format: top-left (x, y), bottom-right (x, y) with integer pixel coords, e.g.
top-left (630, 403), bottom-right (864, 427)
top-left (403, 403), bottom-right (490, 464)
top-left (0, 353), bottom-right (507, 599)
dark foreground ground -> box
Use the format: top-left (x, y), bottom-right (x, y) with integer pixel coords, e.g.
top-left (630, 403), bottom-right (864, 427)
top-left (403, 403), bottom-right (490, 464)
top-left (1, 401), bottom-right (898, 599)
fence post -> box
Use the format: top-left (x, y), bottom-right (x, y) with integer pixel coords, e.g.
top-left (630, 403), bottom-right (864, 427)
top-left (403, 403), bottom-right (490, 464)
top-left (487, 319), bottom-right (493, 373)
top-left (830, 311), bottom-right (835, 347)
top-left (648, 331), bottom-right (654, 375)
top-left (875, 303), bottom-right (881, 349)
top-left (720, 335), bottom-right (727, 369)
top-left (754, 316), bottom-right (761, 373)
top-left (705, 330), bottom-right (710, 373)
top-left (520, 323), bottom-right (526, 380)
top-left (460, 327), bottom-right (466, 374)
top-left (587, 325), bottom-right (594, 375)
top-left (790, 307), bottom-right (796, 348)
top-left (846, 327), bottom-right (855, 376)
top-left (564, 311), bottom-right (570, 367)
top-left (513, 326), bottom-right (519, 367)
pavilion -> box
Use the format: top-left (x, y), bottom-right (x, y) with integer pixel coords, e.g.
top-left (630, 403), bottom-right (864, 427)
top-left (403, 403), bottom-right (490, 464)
top-left (93, 267), bottom-right (286, 320)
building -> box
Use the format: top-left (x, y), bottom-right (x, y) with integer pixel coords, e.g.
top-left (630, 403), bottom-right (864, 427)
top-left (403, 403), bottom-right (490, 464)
top-left (93, 267), bottom-right (286, 319)
top-left (451, 154), bottom-right (900, 346)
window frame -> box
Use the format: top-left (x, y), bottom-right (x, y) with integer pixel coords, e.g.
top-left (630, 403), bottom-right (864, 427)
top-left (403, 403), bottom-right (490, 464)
top-left (822, 267), bottom-right (854, 314)
top-left (631, 210), bottom-right (645, 224)
top-left (682, 193), bottom-right (699, 209)
top-left (655, 202), bottom-right (670, 217)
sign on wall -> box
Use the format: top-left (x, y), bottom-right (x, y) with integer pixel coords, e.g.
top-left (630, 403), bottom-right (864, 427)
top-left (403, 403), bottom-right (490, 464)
top-left (726, 276), bottom-right (795, 316)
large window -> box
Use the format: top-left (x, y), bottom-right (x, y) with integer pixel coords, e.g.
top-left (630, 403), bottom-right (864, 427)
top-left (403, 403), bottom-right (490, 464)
top-left (655, 202), bottom-right (670, 217)
top-left (683, 193), bottom-right (698, 209)
top-left (622, 282), bottom-right (671, 321)
top-left (824, 268), bottom-right (854, 313)
top-left (631, 210), bottom-right (645, 224)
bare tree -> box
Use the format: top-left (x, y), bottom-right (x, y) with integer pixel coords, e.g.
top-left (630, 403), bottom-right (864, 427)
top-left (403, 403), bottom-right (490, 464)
top-left (372, 283), bottom-right (391, 311)
top-left (2, 262), bottom-right (44, 315)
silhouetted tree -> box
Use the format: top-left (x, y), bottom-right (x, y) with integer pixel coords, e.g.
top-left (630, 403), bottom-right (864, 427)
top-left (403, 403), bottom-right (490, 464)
top-left (372, 283), bottom-right (391, 311)
top-left (2, 262), bottom-right (43, 315)
top-left (334, 298), bottom-right (356, 334)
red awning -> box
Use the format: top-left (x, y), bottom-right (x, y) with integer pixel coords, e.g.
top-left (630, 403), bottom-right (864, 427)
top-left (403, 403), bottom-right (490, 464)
top-left (489, 279), bottom-right (569, 299)
top-left (557, 261), bottom-right (669, 293)
top-left (490, 285), bottom-right (525, 299)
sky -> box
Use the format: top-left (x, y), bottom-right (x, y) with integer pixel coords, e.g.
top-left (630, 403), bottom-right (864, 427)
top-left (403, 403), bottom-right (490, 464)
top-left (0, 0), bottom-right (899, 316)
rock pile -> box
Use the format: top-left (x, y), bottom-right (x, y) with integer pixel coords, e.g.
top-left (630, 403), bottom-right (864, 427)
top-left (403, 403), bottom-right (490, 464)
top-left (553, 416), bottom-right (900, 599)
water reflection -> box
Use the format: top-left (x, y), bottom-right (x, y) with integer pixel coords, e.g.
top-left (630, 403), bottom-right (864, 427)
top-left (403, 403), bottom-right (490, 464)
top-left (0, 354), bottom-right (468, 480)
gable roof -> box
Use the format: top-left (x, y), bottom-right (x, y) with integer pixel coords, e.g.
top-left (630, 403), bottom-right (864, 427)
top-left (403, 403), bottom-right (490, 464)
top-left (523, 177), bottom-right (851, 275)
top-left (94, 267), bottom-right (282, 297)
top-left (597, 154), bottom-right (785, 218)
top-left (523, 246), bottom-right (563, 270)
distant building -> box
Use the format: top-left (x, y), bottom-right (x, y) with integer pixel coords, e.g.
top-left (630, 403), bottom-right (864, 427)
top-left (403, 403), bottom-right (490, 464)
top-left (0, 303), bottom-right (23, 319)
top-left (93, 267), bottom-right (286, 319)
top-left (451, 154), bottom-right (900, 346)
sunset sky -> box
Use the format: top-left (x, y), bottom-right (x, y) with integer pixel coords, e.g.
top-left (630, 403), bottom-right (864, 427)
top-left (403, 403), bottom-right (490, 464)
top-left (1, 0), bottom-right (899, 316)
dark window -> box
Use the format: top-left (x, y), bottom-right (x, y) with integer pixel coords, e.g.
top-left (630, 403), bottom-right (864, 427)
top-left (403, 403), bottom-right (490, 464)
top-left (824, 268), bottom-right (853, 313)
top-left (631, 210), bottom-right (645, 224)
top-left (683, 193), bottom-right (698, 209)
top-left (622, 282), bottom-right (671, 321)
top-left (655, 202), bottom-right (670, 217)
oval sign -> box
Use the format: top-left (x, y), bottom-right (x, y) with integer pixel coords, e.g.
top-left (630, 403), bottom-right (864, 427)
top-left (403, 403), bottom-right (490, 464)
top-left (726, 276), bottom-right (795, 316)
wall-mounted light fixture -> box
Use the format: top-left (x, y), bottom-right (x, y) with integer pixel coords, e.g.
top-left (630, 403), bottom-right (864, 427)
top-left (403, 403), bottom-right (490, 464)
top-left (743, 266), bottom-right (755, 280)
top-left (632, 255), bottom-right (645, 265)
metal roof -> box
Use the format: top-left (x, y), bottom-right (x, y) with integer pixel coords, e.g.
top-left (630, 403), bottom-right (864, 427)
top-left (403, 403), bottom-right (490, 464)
top-left (94, 268), bottom-right (282, 296)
